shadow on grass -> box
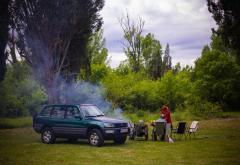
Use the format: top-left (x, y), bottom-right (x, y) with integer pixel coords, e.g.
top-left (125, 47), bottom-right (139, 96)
top-left (37, 138), bottom-right (130, 147)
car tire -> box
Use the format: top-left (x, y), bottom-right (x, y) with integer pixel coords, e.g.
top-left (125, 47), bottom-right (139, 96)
top-left (88, 129), bottom-right (104, 147)
top-left (114, 135), bottom-right (127, 144)
top-left (41, 127), bottom-right (55, 144)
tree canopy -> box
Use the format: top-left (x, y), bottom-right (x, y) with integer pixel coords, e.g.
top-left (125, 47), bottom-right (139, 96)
top-left (207, 0), bottom-right (240, 61)
top-left (10, 0), bottom-right (104, 103)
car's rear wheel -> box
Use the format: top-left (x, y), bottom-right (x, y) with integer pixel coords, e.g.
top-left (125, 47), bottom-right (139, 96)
top-left (88, 129), bottom-right (104, 147)
top-left (114, 135), bottom-right (127, 144)
top-left (41, 127), bottom-right (55, 144)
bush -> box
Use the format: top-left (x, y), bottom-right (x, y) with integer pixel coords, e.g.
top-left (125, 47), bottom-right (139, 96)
top-left (181, 96), bottom-right (223, 119)
top-left (136, 110), bottom-right (145, 117)
top-left (0, 62), bottom-right (46, 117)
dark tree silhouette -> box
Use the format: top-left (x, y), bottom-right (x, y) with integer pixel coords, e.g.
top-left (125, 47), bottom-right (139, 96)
top-left (0, 0), bottom-right (10, 81)
top-left (65, 0), bottom-right (104, 81)
top-left (207, 0), bottom-right (240, 61)
top-left (11, 0), bottom-right (104, 103)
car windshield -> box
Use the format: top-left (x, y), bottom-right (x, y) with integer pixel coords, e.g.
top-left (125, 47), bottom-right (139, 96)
top-left (80, 105), bottom-right (104, 117)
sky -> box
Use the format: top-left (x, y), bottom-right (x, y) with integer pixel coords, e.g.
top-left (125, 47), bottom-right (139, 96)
top-left (101, 0), bottom-right (217, 68)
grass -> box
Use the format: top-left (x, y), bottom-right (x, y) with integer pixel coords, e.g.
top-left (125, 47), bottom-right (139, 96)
top-left (0, 115), bottom-right (239, 164)
top-left (0, 117), bottom-right (32, 129)
top-left (1, 112), bottom-right (239, 130)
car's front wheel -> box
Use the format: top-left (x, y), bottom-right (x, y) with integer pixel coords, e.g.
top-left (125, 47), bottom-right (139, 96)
top-left (41, 127), bottom-right (55, 144)
top-left (88, 129), bottom-right (104, 147)
top-left (114, 135), bottom-right (127, 144)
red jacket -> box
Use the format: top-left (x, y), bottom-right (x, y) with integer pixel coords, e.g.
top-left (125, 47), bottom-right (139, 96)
top-left (163, 110), bottom-right (172, 124)
top-left (161, 107), bottom-right (172, 124)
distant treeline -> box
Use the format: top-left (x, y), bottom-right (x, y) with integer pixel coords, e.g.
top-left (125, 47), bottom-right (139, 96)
top-left (0, 0), bottom-right (239, 117)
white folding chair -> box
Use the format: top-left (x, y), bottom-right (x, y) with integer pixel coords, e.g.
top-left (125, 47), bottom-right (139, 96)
top-left (187, 121), bottom-right (199, 138)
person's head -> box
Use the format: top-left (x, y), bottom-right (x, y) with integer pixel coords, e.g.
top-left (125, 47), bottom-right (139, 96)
top-left (161, 105), bottom-right (169, 113)
top-left (162, 105), bottom-right (168, 110)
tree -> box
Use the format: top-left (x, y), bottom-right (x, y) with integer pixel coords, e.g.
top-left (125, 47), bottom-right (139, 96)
top-left (210, 33), bottom-right (229, 53)
top-left (0, 0), bottom-right (10, 81)
top-left (142, 33), bottom-right (163, 79)
top-left (201, 45), bottom-right (210, 55)
top-left (88, 29), bottom-right (108, 65)
top-left (162, 43), bottom-right (172, 75)
top-left (119, 13), bottom-right (144, 72)
top-left (65, 0), bottom-right (104, 81)
top-left (0, 62), bottom-right (46, 117)
top-left (11, 0), bottom-right (104, 103)
top-left (173, 62), bottom-right (181, 74)
top-left (193, 48), bottom-right (240, 110)
top-left (207, 0), bottom-right (240, 61)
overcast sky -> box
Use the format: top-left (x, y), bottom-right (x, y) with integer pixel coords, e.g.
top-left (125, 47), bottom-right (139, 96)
top-left (101, 0), bottom-right (217, 68)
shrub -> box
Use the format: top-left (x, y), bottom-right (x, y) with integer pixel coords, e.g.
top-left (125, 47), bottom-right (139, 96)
top-left (136, 110), bottom-right (145, 117)
top-left (0, 62), bottom-right (46, 117)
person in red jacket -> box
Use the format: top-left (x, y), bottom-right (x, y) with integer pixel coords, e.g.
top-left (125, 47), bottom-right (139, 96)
top-left (160, 105), bottom-right (174, 143)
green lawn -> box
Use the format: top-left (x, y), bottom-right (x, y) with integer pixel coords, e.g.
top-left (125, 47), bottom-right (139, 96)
top-left (0, 116), bottom-right (239, 164)
top-left (0, 117), bottom-right (32, 129)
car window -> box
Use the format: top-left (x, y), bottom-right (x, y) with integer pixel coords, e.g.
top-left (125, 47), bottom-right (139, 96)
top-left (80, 105), bottom-right (104, 117)
top-left (51, 106), bottom-right (65, 119)
top-left (41, 106), bottom-right (52, 117)
top-left (65, 106), bottom-right (80, 119)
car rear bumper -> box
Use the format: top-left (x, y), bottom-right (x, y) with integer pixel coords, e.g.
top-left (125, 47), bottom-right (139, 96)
top-left (103, 127), bottom-right (129, 139)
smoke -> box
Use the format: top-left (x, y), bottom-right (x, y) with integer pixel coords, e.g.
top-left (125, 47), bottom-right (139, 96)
top-left (18, 1), bottom-right (128, 121)
top-left (57, 80), bottom-right (128, 120)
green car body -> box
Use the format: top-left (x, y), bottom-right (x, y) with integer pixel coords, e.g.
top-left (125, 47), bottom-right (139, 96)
top-left (33, 104), bottom-right (129, 146)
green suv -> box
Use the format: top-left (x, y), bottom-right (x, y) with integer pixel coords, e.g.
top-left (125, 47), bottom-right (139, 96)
top-left (33, 104), bottom-right (129, 147)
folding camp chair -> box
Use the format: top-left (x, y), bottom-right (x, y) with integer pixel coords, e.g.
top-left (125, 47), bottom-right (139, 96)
top-left (171, 122), bottom-right (187, 140)
top-left (155, 121), bottom-right (166, 141)
top-left (187, 121), bottom-right (199, 138)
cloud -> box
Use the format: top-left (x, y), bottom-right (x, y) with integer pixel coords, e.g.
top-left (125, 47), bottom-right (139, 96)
top-left (107, 52), bottom-right (127, 68)
top-left (101, 0), bottom-right (217, 67)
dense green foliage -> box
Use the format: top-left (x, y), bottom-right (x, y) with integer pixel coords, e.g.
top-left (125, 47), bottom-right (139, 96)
top-left (194, 50), bottom-right (240, 109)
top-left (0, 62), bottom-right (46, 117)
top-left (193, 35), bottom-right (240, 110)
